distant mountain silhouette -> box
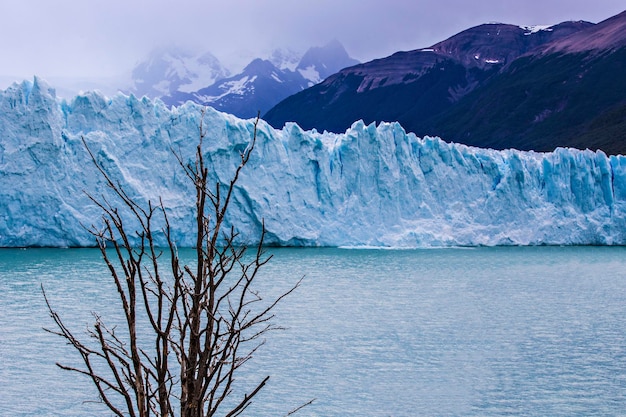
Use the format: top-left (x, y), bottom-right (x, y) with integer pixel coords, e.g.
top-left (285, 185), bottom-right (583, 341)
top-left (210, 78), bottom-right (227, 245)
top-left (131, 41), bottom-right (359, 118)
top-left (295, 39), bottom-right (360, 84)
top-left (164, 58), bottom-right (309, 119)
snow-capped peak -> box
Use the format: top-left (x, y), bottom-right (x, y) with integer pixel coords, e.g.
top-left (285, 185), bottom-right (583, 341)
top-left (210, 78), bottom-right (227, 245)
top-left (296, 40), bottom-right (359, 85)
top-left (268, 48), bottom-right (303, 72)
top-left (130, 47), bottom-right (230, 98)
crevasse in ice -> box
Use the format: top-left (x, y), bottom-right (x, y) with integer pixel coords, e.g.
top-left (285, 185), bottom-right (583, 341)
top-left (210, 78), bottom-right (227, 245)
top-left (1, 77), bottom-right (626, 247)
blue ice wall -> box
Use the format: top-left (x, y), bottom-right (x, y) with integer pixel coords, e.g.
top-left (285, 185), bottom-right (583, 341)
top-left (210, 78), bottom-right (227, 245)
top-left (2, 78), bottom-right (626, 247)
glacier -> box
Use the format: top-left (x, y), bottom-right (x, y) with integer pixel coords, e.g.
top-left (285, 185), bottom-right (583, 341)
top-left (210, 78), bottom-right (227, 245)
top-left (2, 77), bottom-right (626, 248)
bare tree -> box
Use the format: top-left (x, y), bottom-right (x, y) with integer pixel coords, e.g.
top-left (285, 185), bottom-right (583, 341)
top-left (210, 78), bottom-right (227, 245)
top-left (43, 110), bottom-right (305, 417)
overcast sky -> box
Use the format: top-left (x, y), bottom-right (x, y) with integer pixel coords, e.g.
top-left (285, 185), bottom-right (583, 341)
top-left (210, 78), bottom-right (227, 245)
top-left (1, 0), bottom-right (624, 85)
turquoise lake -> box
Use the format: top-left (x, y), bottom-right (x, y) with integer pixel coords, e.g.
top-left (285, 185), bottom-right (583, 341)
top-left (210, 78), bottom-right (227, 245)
top-left (1, 246), bottom-right (626, 416)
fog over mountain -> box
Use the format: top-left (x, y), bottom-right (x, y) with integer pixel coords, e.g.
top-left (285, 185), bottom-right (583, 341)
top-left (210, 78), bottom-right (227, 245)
top-left (129, 47), bottom-right (231, 99)
top-left (147, 40), bottom-right (359, 118)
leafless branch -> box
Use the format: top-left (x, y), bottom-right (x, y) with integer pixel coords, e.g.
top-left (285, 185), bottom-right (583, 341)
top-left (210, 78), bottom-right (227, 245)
top-left (44, 110), bottom-right (309, 417)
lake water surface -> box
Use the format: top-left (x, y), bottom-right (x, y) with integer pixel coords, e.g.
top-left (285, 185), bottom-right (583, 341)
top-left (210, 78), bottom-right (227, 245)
top-left (1, 246), bottom-right (626, 416)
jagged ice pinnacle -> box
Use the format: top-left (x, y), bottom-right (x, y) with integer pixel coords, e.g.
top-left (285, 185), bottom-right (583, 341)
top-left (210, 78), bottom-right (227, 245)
top-left (2, 77), bottom-right (626, 247)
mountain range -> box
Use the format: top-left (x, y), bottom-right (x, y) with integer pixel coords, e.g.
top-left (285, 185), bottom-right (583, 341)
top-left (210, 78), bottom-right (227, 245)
top-left (129, 40), bottom-right (359, 119)
top-left (264, 10), bottom-right (626, 155)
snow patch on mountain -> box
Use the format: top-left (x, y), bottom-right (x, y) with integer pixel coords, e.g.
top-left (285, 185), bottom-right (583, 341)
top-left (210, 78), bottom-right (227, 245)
top-left (297, 65), bottom-right (322, 84)
top-left (216, 75), bottom-right (256, 97)
top-left (521, 25), bottom-right (554, 35)
top-left (176, 52), bottom-right (232, 93)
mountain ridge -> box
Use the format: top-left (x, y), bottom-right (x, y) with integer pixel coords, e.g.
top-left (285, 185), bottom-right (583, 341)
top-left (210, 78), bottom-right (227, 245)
top-left (423, 10), bottom-right (626, 154)
top-left (264, 10), bottom-right (626, 154)
top-left (536, 10), bottom-right (626, 55)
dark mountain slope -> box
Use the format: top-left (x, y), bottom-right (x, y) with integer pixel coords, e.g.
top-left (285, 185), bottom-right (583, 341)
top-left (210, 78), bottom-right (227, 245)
top-left (422, 48), bottom-right (626, 153)
top-left (263, 20), bottom-right (592, 133)
top-left (421, 11), bottom-right (626, 154)
top-left (264, 54), bottom-right (495, 132)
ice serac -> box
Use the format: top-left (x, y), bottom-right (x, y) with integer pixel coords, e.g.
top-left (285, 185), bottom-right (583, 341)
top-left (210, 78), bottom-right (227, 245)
top-left (2, 77), bottom-right (626, 247)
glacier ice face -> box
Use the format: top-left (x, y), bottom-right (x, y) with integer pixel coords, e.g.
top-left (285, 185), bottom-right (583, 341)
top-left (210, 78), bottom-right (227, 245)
top-left (2, 77), bottom-right (626, 247)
